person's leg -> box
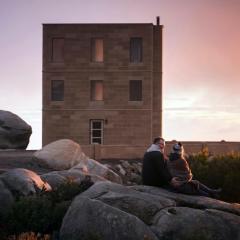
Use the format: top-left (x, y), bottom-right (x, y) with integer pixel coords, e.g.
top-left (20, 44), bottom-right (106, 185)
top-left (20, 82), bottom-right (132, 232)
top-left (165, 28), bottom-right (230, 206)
top-left (197, 188), bottom-right (211, 197)
top-left (188, 180), bottom-right (210, 196)
top-left (190, 180), bottom-right (221, 198)
top-left (198, 181), bottom-right (222, 194)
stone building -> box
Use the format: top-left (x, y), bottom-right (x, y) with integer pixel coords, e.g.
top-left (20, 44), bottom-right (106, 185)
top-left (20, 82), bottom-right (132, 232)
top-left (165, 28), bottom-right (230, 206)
top-left (42, 18), bottom-right (163, 158)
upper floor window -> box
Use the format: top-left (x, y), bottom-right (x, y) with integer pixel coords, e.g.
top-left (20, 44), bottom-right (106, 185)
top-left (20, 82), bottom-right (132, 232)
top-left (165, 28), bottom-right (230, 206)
top-left (129, 80), bottom-right (142, 101)
top-left (52, 38), bottom-right (64, 62)
top-left (91, 80), bottom-right (103, 101)
top-left (130, 38), bottom-right (142, 63)
top-left (51, 80), bottom-right (64, 101)
top-left (91, 38), bottom-right (104, 62)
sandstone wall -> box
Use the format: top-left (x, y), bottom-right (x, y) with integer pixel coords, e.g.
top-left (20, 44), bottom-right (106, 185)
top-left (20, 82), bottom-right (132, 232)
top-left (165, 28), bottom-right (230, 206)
top-left (42, 23), bottom-right (163, 147)
top-left (81, 141), bottom-right (240, 160)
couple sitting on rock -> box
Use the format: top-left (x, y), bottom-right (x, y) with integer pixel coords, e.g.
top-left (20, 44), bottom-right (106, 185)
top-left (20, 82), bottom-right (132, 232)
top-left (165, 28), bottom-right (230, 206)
top-left (142, 137), bottom-right (221, 198)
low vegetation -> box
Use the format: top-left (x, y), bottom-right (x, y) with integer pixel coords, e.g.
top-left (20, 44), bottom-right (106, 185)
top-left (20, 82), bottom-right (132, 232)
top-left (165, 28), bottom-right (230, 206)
top-left (188, 148), bottom-right (240, 203)
top-left (0, 178), bottom-right (93, 240)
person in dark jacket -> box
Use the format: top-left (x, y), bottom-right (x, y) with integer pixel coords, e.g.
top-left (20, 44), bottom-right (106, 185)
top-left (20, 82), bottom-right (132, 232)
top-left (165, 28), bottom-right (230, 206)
top-left (142, 137), bottom-right (173, 187)
top-left (167, 142), bottom-right (222, 198)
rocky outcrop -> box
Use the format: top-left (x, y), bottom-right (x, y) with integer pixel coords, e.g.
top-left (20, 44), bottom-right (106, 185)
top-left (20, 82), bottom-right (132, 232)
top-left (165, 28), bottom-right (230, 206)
top-left (0, 168), bottom-right (51, 196)
top-left (0, 164), bottom-right (239, 240)
top-left (41, 169), bottom-right (108, 190)
top-left (0, 110), bottom-right (32, 149)
top-left (0, 166), bottom-right (104, 216)
top-left (60, 182), bottom-right (240, 240)
top-left (34, 139), bottom-right (122, 184)
top-left (131, 185), bottom-right (240, 216)
top-left (72, 158), bottom-right (122, 184)
top-left (33, 139), bottom-right (85, 170)
top-left (104, 159), bottom-right (142, 185)
top-left (60, 196), bottom-right (159, 240)
top-left (40, 171), bottom-right (68, 190)
top-left (1, 148), bottom-right (239, 239)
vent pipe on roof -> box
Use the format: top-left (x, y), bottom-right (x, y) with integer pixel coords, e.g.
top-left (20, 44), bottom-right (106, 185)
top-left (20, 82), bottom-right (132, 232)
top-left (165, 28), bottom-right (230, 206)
top-left (156, 16), bottom-right (160, 25)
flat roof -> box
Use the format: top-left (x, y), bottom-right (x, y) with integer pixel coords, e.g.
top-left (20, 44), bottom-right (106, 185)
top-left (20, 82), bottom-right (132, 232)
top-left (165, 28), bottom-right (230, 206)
top-left (42, 23), bottom-right (155, 25)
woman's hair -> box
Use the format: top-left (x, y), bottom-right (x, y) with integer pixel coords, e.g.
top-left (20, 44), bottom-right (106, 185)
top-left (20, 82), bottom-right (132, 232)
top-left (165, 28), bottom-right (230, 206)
top-left (172, 142), bottom-right (184, 157)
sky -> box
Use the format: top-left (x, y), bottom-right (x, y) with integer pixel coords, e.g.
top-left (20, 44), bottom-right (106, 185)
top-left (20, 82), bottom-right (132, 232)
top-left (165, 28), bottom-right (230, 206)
top-left (0, 0), bottom-right (240, 149)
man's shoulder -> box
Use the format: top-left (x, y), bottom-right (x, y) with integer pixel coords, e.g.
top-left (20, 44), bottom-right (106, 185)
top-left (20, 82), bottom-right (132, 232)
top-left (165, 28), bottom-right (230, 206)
top-left (144, 151), bottom-right (163, 158)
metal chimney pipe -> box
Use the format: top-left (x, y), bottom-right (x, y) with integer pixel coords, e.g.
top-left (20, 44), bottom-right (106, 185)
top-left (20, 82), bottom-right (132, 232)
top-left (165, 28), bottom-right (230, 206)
top-left (156, 16), bottom-right (160, 25)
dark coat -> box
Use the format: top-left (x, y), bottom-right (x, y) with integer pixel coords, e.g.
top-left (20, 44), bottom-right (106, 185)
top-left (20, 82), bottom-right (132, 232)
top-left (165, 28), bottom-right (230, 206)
top-left (142, 151), bottom-right (172, 187)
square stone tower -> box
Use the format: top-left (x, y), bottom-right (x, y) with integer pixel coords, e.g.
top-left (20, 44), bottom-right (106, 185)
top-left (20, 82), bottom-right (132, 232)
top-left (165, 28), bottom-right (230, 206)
top-left (42, 18), bottom-right (163, 157)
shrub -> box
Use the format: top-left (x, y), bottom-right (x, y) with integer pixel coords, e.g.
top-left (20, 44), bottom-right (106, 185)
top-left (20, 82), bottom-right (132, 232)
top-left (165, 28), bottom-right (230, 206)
top-left (1, 177), bottom-right (94, 239)
top-left (5, 195), bottom-right (53, 234)
top-left (188, 152), bottom-right (240, 203)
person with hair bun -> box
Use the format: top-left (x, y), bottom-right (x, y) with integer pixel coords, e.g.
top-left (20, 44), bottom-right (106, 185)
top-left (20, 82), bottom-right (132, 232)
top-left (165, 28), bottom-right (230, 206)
top-left (167, 142), bottom-right (221, 198)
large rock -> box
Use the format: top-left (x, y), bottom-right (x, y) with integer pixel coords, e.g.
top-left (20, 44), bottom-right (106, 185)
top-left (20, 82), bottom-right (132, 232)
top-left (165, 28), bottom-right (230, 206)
top-left (71, 159), bottom-right (122, 184)
top-left (104, 160), bottom-right (143, 185)
top-left (61, 169), bottom-right (108, 184)
top-left (0, 110), bottom-right (32, 149)
top-left (0, 168), bottom-right (51, 196)
top-left (41, 169), bottom-right (108, 190)
top-left (34, 139), bottom-right (122, 183)
top-left (80, 182), bottom-right (175, 225)
top-left (60, 197), bottom-right (158, 240)
top-left (33, 139), bottom-right (86, 170)
top-left (40, 171), bottom-right (68, 190)
top-left (131, 185), bottom-right (240, 216)
top-left (151, 207), bottom-right (240, 240)
top-left (60, 182), bottom-right (240, 240)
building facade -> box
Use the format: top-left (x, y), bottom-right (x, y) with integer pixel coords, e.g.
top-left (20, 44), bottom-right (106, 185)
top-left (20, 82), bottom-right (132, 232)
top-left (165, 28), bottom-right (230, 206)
top-left (42, 19), bottom-right (163, 156)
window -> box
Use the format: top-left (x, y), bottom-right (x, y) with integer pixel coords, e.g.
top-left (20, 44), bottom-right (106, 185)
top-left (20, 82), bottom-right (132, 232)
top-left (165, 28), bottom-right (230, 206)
top-left (91, 38), bottom-right (104, 62)
top-left (51, 80), bottom-right (64, 101)
top-left (129, 80), bottom-right (142, 101)
top-left (52, 38), bottom-right (64, 62)
top-left (90, 120), bottom-right (104, 144)
top-left (91, 80), bottom-right (103, 101)
top-left (130, 38), bottom-right (142, 63)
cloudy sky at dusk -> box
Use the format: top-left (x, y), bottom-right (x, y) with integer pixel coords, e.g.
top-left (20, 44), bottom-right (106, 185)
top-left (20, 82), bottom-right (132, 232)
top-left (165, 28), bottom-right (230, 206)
top-left (0, 0), bottom-right (240, 149)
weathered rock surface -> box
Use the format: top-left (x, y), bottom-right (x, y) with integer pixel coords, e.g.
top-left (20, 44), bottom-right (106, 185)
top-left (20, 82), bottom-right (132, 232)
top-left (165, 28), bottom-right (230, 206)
top-left (60, 197), bottom-right (159, 240)
top-left (105, 159), bottom-right (142, 185)
top-left (131, 185), bottom-right (240, 216)
top-left (41, 169), bottom-right (108, 190)
top-left (72, 158), bottom-right (122, 184)
top-left (34, 139), bottom-right (122, 183)
top-left (33, 139), bottom-right (86, 170)
top-left (80, 182), bottom-right (175, 225)
top-left (0, 168), bottom-right (51, 196)
top-left (0, 110), bottom-right (32, 149)
top-left (40, 171), bottom-right (68, 189)
top-left (60, 182), bottom-right (240, 240)
top-left (151, 207), bottom-right (240, 240)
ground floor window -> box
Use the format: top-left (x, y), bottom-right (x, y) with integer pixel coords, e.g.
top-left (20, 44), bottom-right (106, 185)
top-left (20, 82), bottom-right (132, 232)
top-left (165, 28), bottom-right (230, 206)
top-left (90, 119), bottom-right (104, 144)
